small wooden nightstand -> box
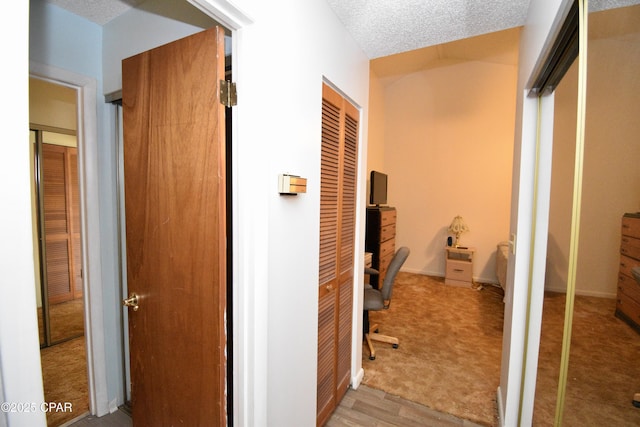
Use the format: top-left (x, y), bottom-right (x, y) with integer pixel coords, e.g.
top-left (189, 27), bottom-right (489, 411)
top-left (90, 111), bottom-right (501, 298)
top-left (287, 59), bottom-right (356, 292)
top-left (445, 246), bottom-right (475, 287)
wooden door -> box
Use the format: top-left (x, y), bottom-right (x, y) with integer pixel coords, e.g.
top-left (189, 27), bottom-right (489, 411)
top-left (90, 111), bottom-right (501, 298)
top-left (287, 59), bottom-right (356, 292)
top-left (41, 143), bottom-right (81, 304)
top-left (122, 27), bottom-right (227, 426)
top-left (317, 83), bottom-right (359, 426)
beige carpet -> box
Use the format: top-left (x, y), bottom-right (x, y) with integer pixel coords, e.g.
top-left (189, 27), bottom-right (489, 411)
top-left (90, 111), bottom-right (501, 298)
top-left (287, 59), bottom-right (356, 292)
top-left (40, 336), bottom-right (89, 426)
top-left (534, 291), bottom-right (640, 426)
top-left (361, 272), bottom-right (640, 426)
top-left (38, 298), bottom-right (85, 344)
top-left (39, 298), bottom-right (88, 427)
top-left (363, 273), bottom-right (503, 426)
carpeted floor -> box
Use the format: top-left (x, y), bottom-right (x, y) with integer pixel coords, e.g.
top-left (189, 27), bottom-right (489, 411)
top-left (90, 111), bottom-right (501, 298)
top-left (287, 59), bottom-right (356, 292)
top-left (39, 298), bottom-right (89, 427)
top-left (534, 291), bottom-right (640, 426)
top-left (361, 272), bottom-right (640, 426)
top-left (40, 336), bottom-right (89, 426)
top-left (38, 298), bottom-right (85, 344)
top-left (363, 273), bottom-right (503, 426)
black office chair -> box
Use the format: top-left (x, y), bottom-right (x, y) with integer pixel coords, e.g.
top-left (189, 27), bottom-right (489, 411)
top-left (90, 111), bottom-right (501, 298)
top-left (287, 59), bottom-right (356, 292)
top-left (364, 246), bottom-right (410, 360)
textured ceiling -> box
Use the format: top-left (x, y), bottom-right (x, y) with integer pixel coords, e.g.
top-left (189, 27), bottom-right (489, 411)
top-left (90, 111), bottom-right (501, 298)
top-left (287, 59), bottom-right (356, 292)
top-left (45, 0), bottom-right (145, 25)
top-left (327, 0), bottom-right (640, 59)
top-left (327, 0), bottom-right (529, 59)
top-left (46, 0), bottom-right (640, 56)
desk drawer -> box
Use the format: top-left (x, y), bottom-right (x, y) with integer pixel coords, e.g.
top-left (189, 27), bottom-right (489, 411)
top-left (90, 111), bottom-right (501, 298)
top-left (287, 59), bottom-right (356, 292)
top-left (619, 255), bottom-right (640, 278)
top-left (446, 259), bottom-right (472, 283)
top-left (617, 293), bottom-right (640, 327)
top-left (621, 236), bottom-right (640, 261)
top-left (619, 273), bottom-right (640, 304)
top-left (380, 209), bottom-right (396, 226)
top-left (379, 238), bottom-right (395, 261)
top-left (622, 216), bottom-right (640, 239)
top-left (380, 223), bottom-right (396, 242)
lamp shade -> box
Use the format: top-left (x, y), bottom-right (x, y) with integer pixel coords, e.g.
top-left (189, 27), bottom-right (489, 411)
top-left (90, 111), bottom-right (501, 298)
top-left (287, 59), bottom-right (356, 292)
top-left (448, 215), bottom-right (469, 247)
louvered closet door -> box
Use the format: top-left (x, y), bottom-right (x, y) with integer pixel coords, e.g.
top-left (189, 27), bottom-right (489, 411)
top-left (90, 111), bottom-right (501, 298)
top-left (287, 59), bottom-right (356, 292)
top-left (317, 83), bottom-right (359, 426)
top-left (337, 101), bottom-right (358, 395)
top-left (42, 143), bottom-right (80, 304)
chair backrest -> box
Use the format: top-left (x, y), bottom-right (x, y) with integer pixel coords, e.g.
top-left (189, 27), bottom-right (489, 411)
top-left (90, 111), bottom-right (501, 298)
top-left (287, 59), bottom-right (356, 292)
top-left (380, 247), bottom-right (410, 303)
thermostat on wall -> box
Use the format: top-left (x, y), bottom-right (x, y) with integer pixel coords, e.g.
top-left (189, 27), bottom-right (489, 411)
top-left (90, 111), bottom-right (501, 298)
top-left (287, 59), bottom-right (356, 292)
top-left (278, 174), bottom-right (307, 195)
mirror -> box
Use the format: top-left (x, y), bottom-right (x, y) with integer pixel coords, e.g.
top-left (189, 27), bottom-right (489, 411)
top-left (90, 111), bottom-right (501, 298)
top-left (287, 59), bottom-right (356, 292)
top-left (560, 4), bottom-right (640, 425)
top-left (32, 129), bottom-right (85, 347)
top-left (30, 77), bottom-right (85, 347)
top-left (535, 3), bottom-right (640, 425)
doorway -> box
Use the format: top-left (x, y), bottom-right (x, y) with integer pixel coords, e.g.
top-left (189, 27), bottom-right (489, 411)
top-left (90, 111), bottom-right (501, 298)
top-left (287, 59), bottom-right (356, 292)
top-left (30, 78), bottom-right (89, 426)
top-left (363, 28), bottom-right (519, 425)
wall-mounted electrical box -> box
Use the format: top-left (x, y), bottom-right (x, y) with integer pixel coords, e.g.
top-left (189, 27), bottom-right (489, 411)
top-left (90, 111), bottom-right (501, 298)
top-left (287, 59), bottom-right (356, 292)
top-left (278, 174), bottom-right (307, 195)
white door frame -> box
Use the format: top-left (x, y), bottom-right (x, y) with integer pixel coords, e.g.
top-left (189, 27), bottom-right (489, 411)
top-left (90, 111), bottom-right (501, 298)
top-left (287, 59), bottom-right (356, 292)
top-left (29, 61), bottom-right (111, 417)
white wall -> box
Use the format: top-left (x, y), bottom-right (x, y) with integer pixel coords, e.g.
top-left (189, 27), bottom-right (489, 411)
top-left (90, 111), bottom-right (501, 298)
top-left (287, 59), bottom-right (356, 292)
top-left (229, 1), bottom-right (370, 424)
top-left (379, 59), bottom-right (516, 283)
top-left (0, 2), bottom-right (46, 425)
top-left (29, 78), bottom-right (78, 130)
top-left (0, 368), bottom-right (5, 427)
top-left (367, 71), bottom-right (387, 174)
top-left (28, 0), bottom-right (122, 414)
top-left (102, 3), bottom-right (216, 94)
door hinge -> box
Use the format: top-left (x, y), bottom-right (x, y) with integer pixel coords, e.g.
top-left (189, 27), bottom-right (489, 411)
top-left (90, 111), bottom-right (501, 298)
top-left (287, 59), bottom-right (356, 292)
top-left (220, 80), bottom-right (237, 107)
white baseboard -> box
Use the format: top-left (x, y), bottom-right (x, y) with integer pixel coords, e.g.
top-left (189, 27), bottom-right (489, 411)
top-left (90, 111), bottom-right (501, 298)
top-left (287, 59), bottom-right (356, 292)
top-left (400, 268), bottom-right (501, 287)
top-left (109, 398), bottom-right (119, 413)
top-left (401, 267), bottom-right (441, 277)
top-left (496, 386), bottom-right (505, 427)
top-left (351, 368), bottom-right (364, 390)
top-left (544, 286), bottom-right (616, 299)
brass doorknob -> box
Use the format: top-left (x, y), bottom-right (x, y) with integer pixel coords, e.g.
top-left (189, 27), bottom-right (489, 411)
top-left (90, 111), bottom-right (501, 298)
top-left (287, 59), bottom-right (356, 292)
top-left (123, 293), bottom-right (139, 311)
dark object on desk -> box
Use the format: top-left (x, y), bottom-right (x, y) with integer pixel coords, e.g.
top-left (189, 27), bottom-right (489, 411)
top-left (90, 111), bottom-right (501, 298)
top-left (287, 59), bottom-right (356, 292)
top-left (363, 247), bottom-right (410, 361)
top-left (369, 170), bottom-right (388, 206)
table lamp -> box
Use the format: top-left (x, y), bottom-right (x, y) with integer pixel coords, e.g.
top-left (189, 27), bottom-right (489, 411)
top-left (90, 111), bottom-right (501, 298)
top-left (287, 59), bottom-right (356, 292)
top-left (448, 215), bottom-right (469, 248)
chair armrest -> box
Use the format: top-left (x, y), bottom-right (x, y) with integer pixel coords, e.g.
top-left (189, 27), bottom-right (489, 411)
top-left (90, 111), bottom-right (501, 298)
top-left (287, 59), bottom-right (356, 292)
top-left (365, 267), bottom-right (379, 276)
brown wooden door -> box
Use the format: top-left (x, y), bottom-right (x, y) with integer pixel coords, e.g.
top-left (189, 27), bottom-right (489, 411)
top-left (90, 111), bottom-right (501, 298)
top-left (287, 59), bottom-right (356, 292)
top-left (317, 84), bottom-right (359, 426)
top-left (122, 27), bottom-right (227, 426)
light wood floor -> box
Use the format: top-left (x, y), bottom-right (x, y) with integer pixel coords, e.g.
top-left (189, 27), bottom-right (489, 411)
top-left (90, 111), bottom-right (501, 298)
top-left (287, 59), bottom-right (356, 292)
top-left (68, 385), bottom-right (481, 426)
top-left (64, 409), bottom-right (131, 427)
top-left (328, 385), bottom-right (483, 426)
